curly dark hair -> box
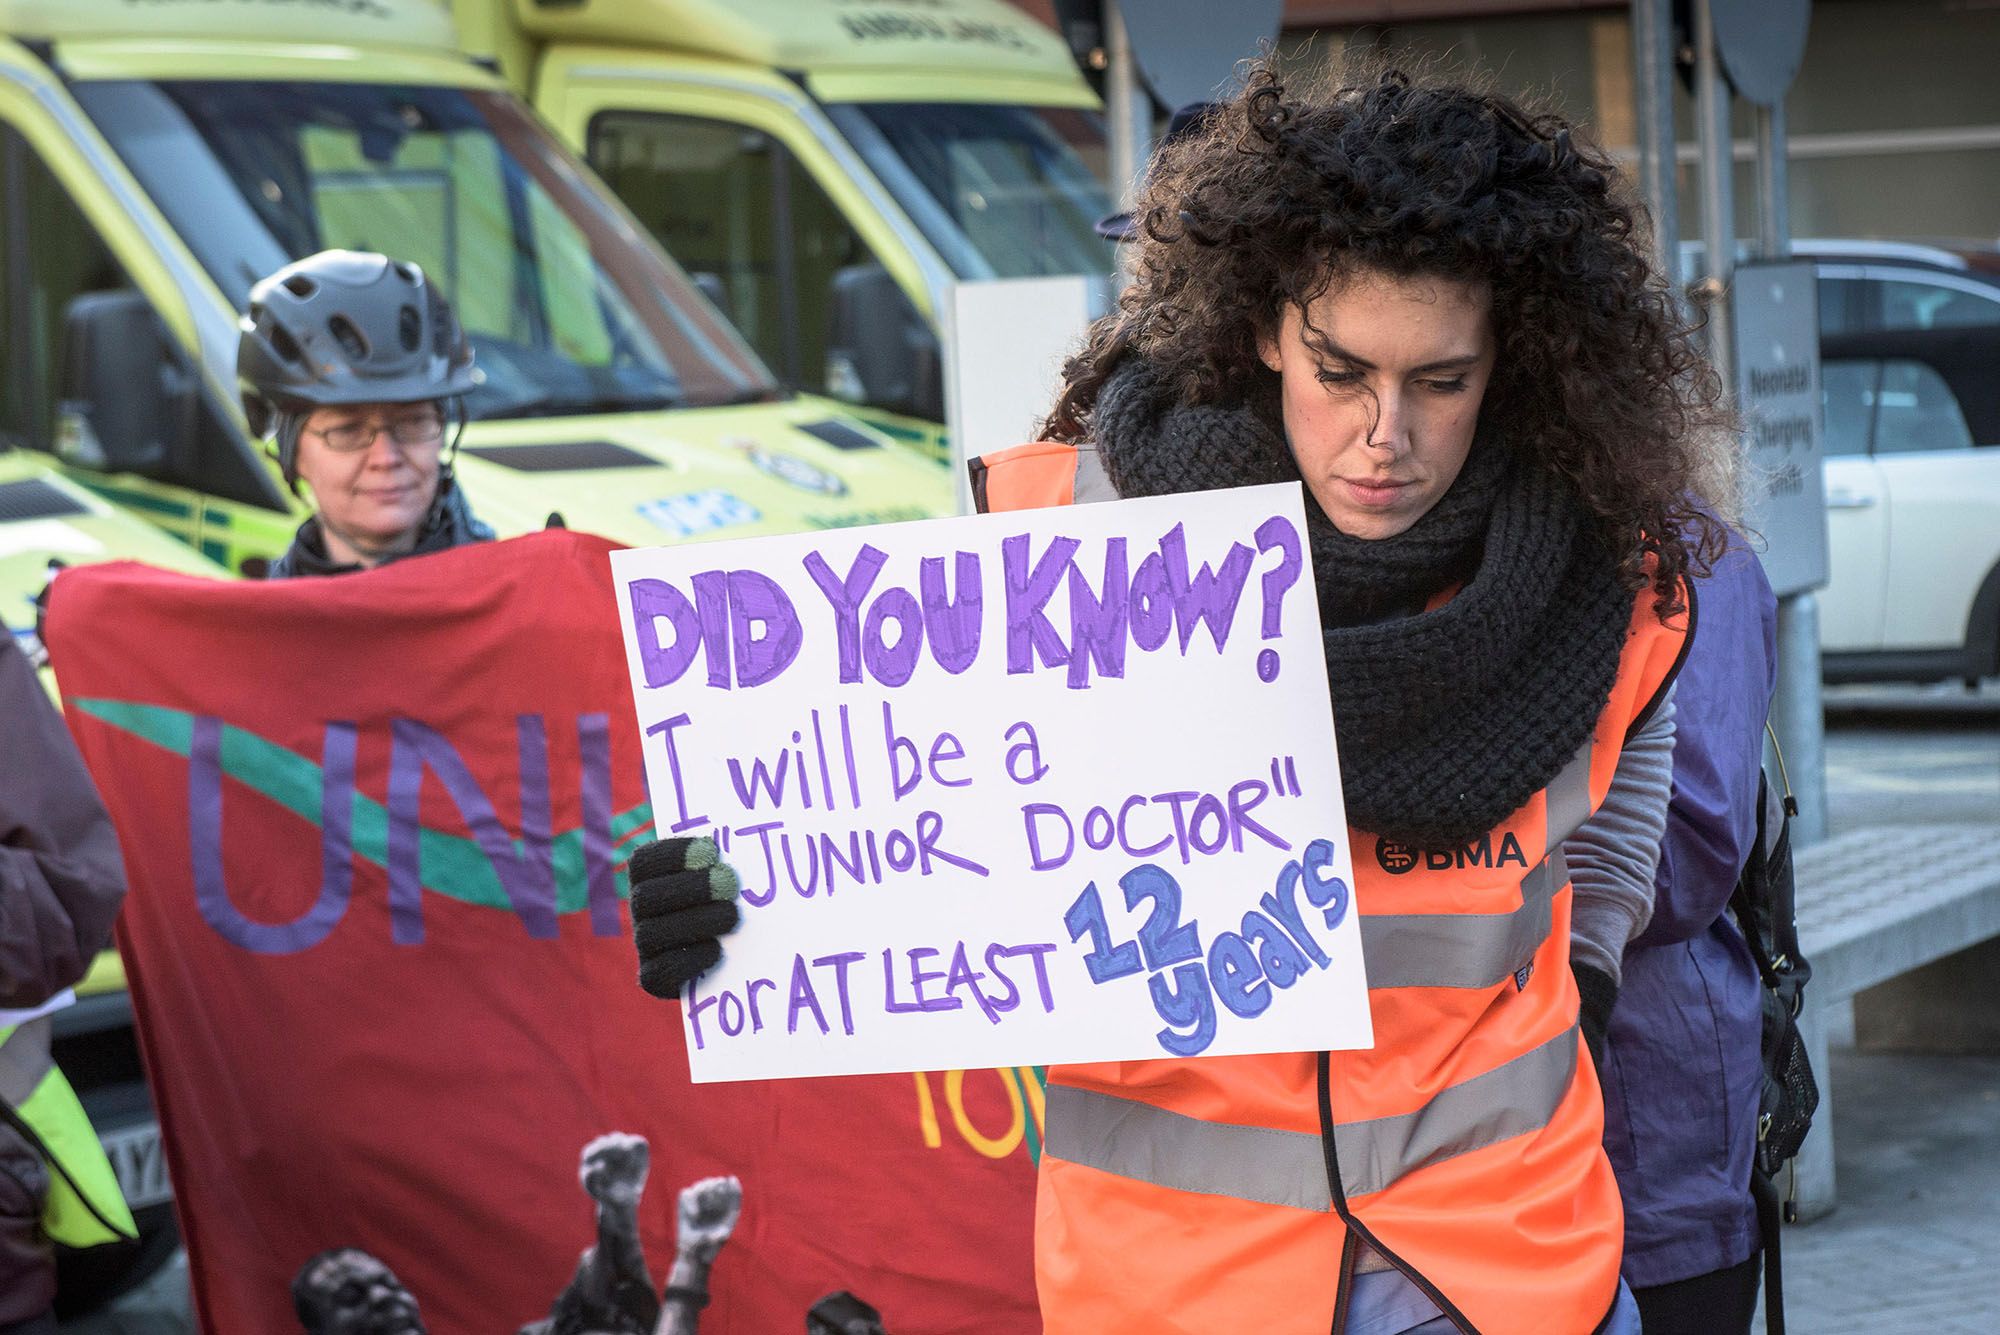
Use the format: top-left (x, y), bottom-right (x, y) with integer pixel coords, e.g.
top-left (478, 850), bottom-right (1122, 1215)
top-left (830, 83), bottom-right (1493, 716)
top-left (1045, 63), bottom-right (1734, 612)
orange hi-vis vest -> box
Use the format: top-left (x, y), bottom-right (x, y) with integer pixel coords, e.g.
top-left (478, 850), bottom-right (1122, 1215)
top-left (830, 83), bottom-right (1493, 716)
top-left (972, 442), bottom-right (1690, 1335)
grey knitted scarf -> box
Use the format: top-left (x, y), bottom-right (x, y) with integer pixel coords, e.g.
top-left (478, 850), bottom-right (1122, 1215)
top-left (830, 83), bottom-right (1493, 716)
top-left (1093, 357), bottom-right (1631, 851)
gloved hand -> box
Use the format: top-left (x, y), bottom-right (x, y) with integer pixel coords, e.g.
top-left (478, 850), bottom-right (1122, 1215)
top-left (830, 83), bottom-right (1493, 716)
top-left (1572, 961), bottom-right (1618, 1072)
top-left (630, 837), bottom-right (740, 999)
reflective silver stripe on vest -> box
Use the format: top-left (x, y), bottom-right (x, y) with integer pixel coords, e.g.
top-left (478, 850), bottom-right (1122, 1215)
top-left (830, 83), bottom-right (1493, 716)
top-left (1072, 447), bottom-right (1120, 504)
top-left (1045, 1024), bottom-right (1582, 1209)
top-left (1359, 743), bottom-right (1595, 990)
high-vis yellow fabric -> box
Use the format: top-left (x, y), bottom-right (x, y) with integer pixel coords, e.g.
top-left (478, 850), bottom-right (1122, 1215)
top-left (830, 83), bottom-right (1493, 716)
top-left (0, 1023), bottom-right (135, 1248)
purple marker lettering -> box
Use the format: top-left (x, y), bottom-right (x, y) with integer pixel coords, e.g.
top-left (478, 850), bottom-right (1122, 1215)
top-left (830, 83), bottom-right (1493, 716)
top-left (1001, 533), bottom-right (1079, 674)
top-left (746, 976), bottom-right (777, 1031)
top-left (883, 701), bottom-right (923, 800)
top-left (947, 941), bottom-right (1003, 1024)
top-left (686, 976), bottom-right (719, 1049)
top-left (628, 578), bottom-right (702, 687)
top-left (813, 951), bottom-right (865, 1035)
top-left (690, 570), bottom-right (732, 688)
top-left (811, 709), bottom-right (837, 810)
top-left (1007, 943), bottom-right (1059, 1013)
top-left (1157, 523), bottom-right (1254, 654)
top-left (916, 810), bottom-right (990, 877)
top-left (803, 545), bottom-right (888, 684)
top-left (643, 714), bottom-right (710, 833)
top-left (863, 585), bottom-right (925, 687)
top-left (907, 948), bottom-right (958, 1012)
top-left (840, 703), bottom-right (862, 805)
top-left (981, 943), bottom-right (1023, 1014)
top-left (734, 821), bottom-right (783, 907)
top-left (928, 732), bottom-right (971, 788)
top-left (1066, 536), bottom-right (1129, 689)
top-left (1228, 779), bottom-right (1289, 853)
top-left (1022, 803), bottom-right (1074, 871)
top-left (725, 569), bottom-right (802, 687)
top-left (1128, 552), bottom-right (1174, 652)
top-left (787, 955), bottom-right (830, 1035)
top-left (920, 551), bottom-right (983, 674)
top-left (1151, 790), bottom-right (1201, 865)
top-left (882, 948), bottom-right (923, 1013)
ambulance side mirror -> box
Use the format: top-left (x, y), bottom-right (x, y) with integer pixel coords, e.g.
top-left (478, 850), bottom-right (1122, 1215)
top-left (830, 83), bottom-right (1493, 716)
top-left (56, 290), bottom-right (195, 479)
top-left (827, 263), bottom-right (943, 424)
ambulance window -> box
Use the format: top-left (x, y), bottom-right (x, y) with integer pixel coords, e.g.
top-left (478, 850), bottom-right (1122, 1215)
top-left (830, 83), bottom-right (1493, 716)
top-left (0, 133), bottom-right (126, 452)
top-left (586, 111), bottom-right (888, 405)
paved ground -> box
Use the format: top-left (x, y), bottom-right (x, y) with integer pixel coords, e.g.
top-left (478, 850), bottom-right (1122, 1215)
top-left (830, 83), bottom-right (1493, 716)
top-left (60, 681), bottom-right (2000, 1334)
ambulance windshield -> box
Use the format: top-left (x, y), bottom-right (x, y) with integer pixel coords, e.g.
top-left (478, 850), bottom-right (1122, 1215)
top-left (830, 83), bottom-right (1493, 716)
top-left (71, 79), bottom-right (778, 419)
top-left (825, 102), bottom-right (1117, 282)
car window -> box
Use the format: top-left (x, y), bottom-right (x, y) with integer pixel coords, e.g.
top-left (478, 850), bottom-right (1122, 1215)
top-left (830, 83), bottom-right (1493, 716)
top-left (1871, 359), bottom-right (1974, 455)
top-left (1818, 277), bottom-right (1863, 337)
top-left (1819, 360), bottom-right (1876, 457)
top-left (1877, 278), bottom-right (2000, 331)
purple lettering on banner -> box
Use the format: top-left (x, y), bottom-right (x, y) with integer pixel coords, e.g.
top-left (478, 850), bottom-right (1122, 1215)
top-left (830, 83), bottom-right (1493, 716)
top-left (804, 545), bottom-right (888, 684)
top-left (1066, 536), bottom-right (1129, 688)
top-left (1260, 860), bottom-right (1331, 970)
top-left (726, 747), bottom-right (791, 811)
top-left (946, 942), bottom-right (1003, 1024)
top-left (686, 977), bottom-right (718, 1049)
top-left (920, 552), bottom-right (983, 674)
top-left (190, 715), bottom-right (354, 954)
top-left (1158, 523), bottom-right (1254, 654)
top-left (1242, 909), bottom-right (1311, 987)
top-left (629, 578), bottom-right (703, 688)
top-left (1003, 943), bottom-right (1060, 1012)
top-left (1082, 806), bottom-right (1115, 851)
top-left (813, 951), bottom-right (865, 1034)
top-left (916, 810), bottom-right (990, 877)
top-left (717, 990), bottom-right (746, 1037)
top-left (735, 822), bottom-right (782, 906)
top-left (820, 829), bottom-right (867, 893)
top-left (387, 716), bottom-right (559, 944)
top-left (780, 831), bottom-right (820, 897)
top-left (1003, 720), bottom-right (1048, 786)
top-left (1208, 931), bottom-right (1270, 1019)
top-left (883, 701), bottom-right (922, 800)
top-left (1189, 793), bottom-right (1230, 855)
top-left (643, 714), bottom-right (710, 834)
top-left (578, 713), bottom-right (621, 938)
top-left (747, 977), bottom-right (776, 1031)
top-left (1022, 803), bottom-right (1074, 870)
top-left (1150, 790), bottom-right (1201, 867)
top-left (884, 830), bottom-right (916, 873)
top-left (1128, 552), bottom-right (1174, 652)
top-left (787, 954), bottom-right (829, 1034)
top-left (882, 948), bottom-right (921, 1013)
top-left (1002, 533), bottom-right (1079, 674)
top-left (907, 948), bottom-right (959, 1012)
top-left (690, 571), bottom-right (733, 689)
top-left (725, 569), bottom-right (803, 687)
top-left (1226, 779), bottom-right (1288, 854)
top-left (1253, 514), bottom-right (1305, 682)
top-left (863, 585), bottom-right (925, 686)
top-left (1117, 794), bottom-right (1172, 858)
top-left (980, 943), bottom-right (1023, 1014)
top-left (927, 733), bottom-right (971, 788)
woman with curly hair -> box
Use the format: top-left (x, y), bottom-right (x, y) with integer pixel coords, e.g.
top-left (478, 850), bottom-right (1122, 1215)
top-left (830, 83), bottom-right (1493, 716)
top-left (965, 63), bottom-right (1731, 1335)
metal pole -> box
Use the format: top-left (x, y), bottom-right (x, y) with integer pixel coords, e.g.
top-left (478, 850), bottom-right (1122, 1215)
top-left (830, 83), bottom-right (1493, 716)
top-left (1693, 0), bottom-right (1734, 391)
top-left (1630, 0), bottom-right (1680, 281)
top-left (1751, 94), bottom-right (1829, 846)
top-left (1104, 0), bottom-right (1152, 214)
top-left (1754, 100), bottom-right (1789, 259)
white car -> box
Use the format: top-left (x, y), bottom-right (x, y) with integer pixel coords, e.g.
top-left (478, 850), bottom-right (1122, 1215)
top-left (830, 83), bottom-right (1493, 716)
top-left (1803, 240), bottom-right (2000, 685)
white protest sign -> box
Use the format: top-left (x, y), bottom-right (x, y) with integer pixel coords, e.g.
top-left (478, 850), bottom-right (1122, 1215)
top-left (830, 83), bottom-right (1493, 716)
top-left (611, 483), bottom-right (1372, 1083)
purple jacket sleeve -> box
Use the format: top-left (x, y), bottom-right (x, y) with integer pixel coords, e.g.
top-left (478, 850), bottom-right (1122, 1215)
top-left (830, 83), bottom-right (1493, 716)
top-left (0, 631), bottom-right (129, 1008)
top-left (1629, 544), bottom-right (1778, 948)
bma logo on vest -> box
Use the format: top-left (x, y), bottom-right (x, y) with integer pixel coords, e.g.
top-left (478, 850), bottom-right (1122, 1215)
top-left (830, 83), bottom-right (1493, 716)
top-left (1375, 833), bottom-right (1529, 875)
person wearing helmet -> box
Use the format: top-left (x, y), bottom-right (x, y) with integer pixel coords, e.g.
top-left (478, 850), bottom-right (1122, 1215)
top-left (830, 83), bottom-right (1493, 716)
top-left (238, 250), bottom-right (492, 578)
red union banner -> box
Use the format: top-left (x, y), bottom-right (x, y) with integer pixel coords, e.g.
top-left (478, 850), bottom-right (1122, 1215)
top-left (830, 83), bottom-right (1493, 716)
top-left (44, 531), bottom-right (1040, 1335)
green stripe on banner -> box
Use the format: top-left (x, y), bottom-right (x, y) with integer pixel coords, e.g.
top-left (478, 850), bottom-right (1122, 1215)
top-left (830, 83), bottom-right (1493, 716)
top-left (74, 698), bottom-right (655, 916)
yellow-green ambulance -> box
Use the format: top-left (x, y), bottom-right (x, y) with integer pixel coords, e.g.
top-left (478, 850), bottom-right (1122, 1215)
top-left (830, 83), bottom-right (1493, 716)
top-left (454, 0), bottom-right (1120, 462)
top-left (1, 0), bottom-right (952, 582)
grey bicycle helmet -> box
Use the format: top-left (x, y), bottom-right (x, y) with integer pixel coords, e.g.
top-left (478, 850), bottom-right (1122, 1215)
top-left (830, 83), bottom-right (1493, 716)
top-left (238, 251), bottom-right (478, 476)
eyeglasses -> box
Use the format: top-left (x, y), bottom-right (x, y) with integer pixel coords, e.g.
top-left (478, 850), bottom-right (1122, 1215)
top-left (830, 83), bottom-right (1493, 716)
top-left (305, 412), bottom-right (446, 454)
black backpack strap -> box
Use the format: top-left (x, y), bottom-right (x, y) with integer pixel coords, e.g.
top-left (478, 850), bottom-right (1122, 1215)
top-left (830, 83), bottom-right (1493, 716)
top-left (1750, 1169), bottom-right (1786, 1335)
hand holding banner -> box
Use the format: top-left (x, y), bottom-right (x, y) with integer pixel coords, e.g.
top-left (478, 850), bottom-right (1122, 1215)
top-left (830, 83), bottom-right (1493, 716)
top-left (613, 483), bottom-right (1373, 1083)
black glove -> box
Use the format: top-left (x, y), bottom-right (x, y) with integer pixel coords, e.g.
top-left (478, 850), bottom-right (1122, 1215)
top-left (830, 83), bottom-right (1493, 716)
top-left (630, 837), bottom-right (740, 999)
top-left (1573, 961), bottom-right (1618, 1072)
